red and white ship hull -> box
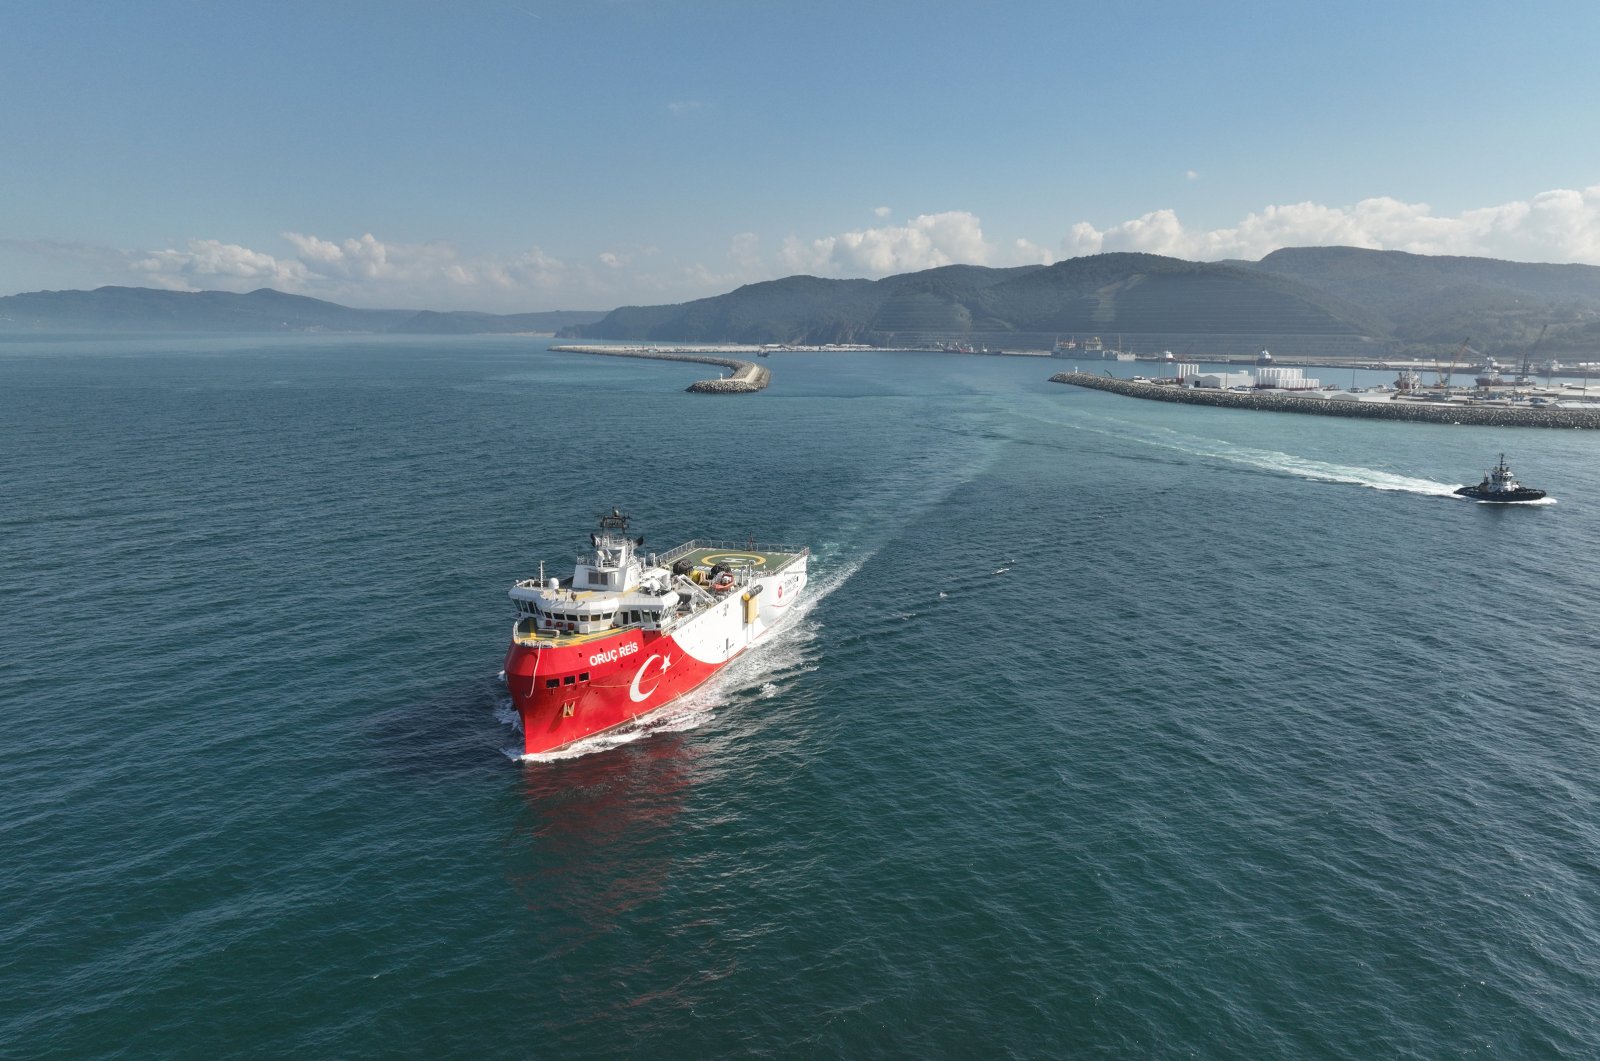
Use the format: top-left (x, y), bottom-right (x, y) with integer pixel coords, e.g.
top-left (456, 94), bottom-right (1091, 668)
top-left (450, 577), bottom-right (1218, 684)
top-left (503, 518), bottom-right (808, 756)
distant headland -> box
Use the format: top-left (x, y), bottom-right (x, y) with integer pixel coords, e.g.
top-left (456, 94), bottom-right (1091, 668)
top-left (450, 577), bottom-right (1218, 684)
top-left (6, 249), bottom-right (1600, 368)
top-left (558, 248), bottom-right (1600, 365)
top-left (0, 286), bottom-right (605, 336)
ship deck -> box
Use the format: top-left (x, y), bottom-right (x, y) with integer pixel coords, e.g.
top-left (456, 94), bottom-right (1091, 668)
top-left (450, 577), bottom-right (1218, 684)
top-left (510, 540), bottom-right (806, 649)
top-left (669, 544), bottom-right (805, 572)
top-left (654, 536), bottom-right (809, 576)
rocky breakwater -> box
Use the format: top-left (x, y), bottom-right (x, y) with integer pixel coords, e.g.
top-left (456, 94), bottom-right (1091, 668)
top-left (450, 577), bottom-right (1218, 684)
top-left (1050, 372), bottom-right (1600, 429)
top-left (684, 359), bottom-right (770, 394)
top-left (552, 345), bottom-right (770, 394)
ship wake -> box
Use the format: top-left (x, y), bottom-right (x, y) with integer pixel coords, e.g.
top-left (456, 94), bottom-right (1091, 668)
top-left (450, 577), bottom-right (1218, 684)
top-left (1067, 416), bottom-right (1462, 497)
top-left (1213, 447), bottom-right (1460, 496)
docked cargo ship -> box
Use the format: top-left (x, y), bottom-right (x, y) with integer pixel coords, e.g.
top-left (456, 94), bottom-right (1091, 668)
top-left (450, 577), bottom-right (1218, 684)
top-left (503, 510), bottom-right (809, 756)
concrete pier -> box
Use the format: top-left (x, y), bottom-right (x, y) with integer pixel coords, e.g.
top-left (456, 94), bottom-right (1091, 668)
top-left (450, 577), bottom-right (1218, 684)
top-left (1051, 372), bottom-right (1600, 429)
top-left (552, 345), bottom-right (770, 393)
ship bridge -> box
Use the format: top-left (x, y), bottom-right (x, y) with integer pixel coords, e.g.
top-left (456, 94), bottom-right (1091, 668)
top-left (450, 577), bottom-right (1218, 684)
top-left (575, 509), bottom-right (646, 592)
top-left (507, 511), bottom-right (810, 648)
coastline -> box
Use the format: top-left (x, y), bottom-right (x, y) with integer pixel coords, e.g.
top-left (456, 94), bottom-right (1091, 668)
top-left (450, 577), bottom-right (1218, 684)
top-left (1050, 372), bottom-right (1600, 429)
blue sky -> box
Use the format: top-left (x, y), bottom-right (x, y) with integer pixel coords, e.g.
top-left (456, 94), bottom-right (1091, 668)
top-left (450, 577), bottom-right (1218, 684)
top-left (5, 0), bottom-right (1600, 311)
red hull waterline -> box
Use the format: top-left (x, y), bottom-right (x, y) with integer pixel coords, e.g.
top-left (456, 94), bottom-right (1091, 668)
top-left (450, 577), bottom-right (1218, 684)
top-left (504, 628), bottom-right (732, 754)
top-left (504, 513), bottom-right (808, 757)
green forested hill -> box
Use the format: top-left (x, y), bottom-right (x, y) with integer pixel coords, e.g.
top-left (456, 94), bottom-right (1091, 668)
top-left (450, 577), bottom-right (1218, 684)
top-left (589, 275), bottom-right (883, 343)
top-left (566, 253), bottom-right (1385, 352)
top-left (1242, 247), bottom-right (1600, 354)
top-left (564, 248), bottom-right (1600, 359)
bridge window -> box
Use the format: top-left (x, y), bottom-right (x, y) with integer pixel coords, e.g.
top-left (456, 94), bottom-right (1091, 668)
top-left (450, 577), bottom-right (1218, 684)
top-left (563, 675), bottom-right (575, 686)
top-left (544, 678), bottom-right (558, 689)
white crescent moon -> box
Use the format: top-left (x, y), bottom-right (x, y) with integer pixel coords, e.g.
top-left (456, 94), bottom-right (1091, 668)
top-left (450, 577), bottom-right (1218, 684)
top-left (629, 654), bottom-right (666, 703)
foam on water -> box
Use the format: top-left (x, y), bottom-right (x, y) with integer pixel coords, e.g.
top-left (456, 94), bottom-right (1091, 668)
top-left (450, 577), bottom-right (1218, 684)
top-left (1019, 399), bottom-right (1570, 504)
top-left (1057, 413), bottom-right (1463, 496)
top-left (1460, 495), bottom-right (1558, 505)
top-left (1143, 427), bottom-right (1460, 495)
top-left (1225, 449), bottom-right (1460, 495)
top-left (510, 720), bottom-right (655, 762)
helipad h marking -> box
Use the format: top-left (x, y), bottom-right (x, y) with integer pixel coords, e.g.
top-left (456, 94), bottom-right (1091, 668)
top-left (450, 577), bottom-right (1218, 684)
top-left (702, 552), bottom-right (766, 567)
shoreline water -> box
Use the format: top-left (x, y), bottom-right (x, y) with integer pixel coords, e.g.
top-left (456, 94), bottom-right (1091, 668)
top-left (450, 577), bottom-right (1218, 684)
top-left (1050, 372), bottom-right (1600, 429)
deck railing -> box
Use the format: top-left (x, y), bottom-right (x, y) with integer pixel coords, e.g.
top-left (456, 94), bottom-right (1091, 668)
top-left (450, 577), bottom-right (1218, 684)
top-left (656, 539), bottom-right (810, 570)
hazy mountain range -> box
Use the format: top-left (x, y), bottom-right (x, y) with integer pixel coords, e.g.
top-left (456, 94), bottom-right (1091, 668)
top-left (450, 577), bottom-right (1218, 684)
top-left (0, 286), bottom-right (604, 335)
top-left (6, 248), bottom-right (1600, 359)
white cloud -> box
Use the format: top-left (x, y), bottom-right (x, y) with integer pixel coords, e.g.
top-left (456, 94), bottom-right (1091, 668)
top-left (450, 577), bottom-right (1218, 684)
top-left (116, 231), bottom-right (599, 308)
top-left (1185, 169), bottom-right (1200, 181)
top-left (667, 100), bottom-right (703, 115)
top-left (280, 232), bottom-right (343, 267)
top-left (728, 231), bottom-right (763, 272)
top-left (1061, 184), bottom-right (1600, 263)
top-left (874, 206), bottom-right (892, 218)
top-left (1060, 221), bottom-right (1106, 260)
top-left (130, 239), bottom-right (308, 290)
top-left (782, 211), bottom-right (992, 276)
top-left (473, 246), bottom-right (573, 291)
top-left (1012, 238), bottom-right (1055, 265)
top-left (281, 231), bottom-right (391, 278)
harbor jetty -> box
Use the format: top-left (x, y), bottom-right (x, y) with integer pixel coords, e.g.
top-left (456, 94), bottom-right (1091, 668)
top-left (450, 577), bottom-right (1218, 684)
top-left (552, 345), bottom-right (771, 393)
top-left (1051, 372), bottom-right (1600, 429)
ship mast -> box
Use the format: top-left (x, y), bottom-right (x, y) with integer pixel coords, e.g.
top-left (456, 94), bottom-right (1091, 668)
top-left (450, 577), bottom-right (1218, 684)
top-left (584, 508), bottom-right (646, 590)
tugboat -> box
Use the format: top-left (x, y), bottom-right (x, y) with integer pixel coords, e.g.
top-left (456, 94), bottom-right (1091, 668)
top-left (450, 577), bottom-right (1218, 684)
top-left (502, 510), bottom-right (809, 756)
top-left (1455, 454), bottom-right (1547, 503)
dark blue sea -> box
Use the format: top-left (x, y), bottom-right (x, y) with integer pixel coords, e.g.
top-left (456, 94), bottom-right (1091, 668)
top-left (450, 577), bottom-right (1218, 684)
top-left (5, 336), bottom-right (1599, 1057)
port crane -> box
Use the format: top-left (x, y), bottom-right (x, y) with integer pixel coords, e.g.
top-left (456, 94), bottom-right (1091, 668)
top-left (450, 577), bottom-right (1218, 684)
top-left (1434, 338), bottom-right (1469, 389)
top-left (1518, 323), bottom-right (1548, 384)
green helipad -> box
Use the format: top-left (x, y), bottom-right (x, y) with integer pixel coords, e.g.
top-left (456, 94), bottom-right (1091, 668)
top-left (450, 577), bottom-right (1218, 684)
top-left (675, 547), bottom-right (796, 570)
